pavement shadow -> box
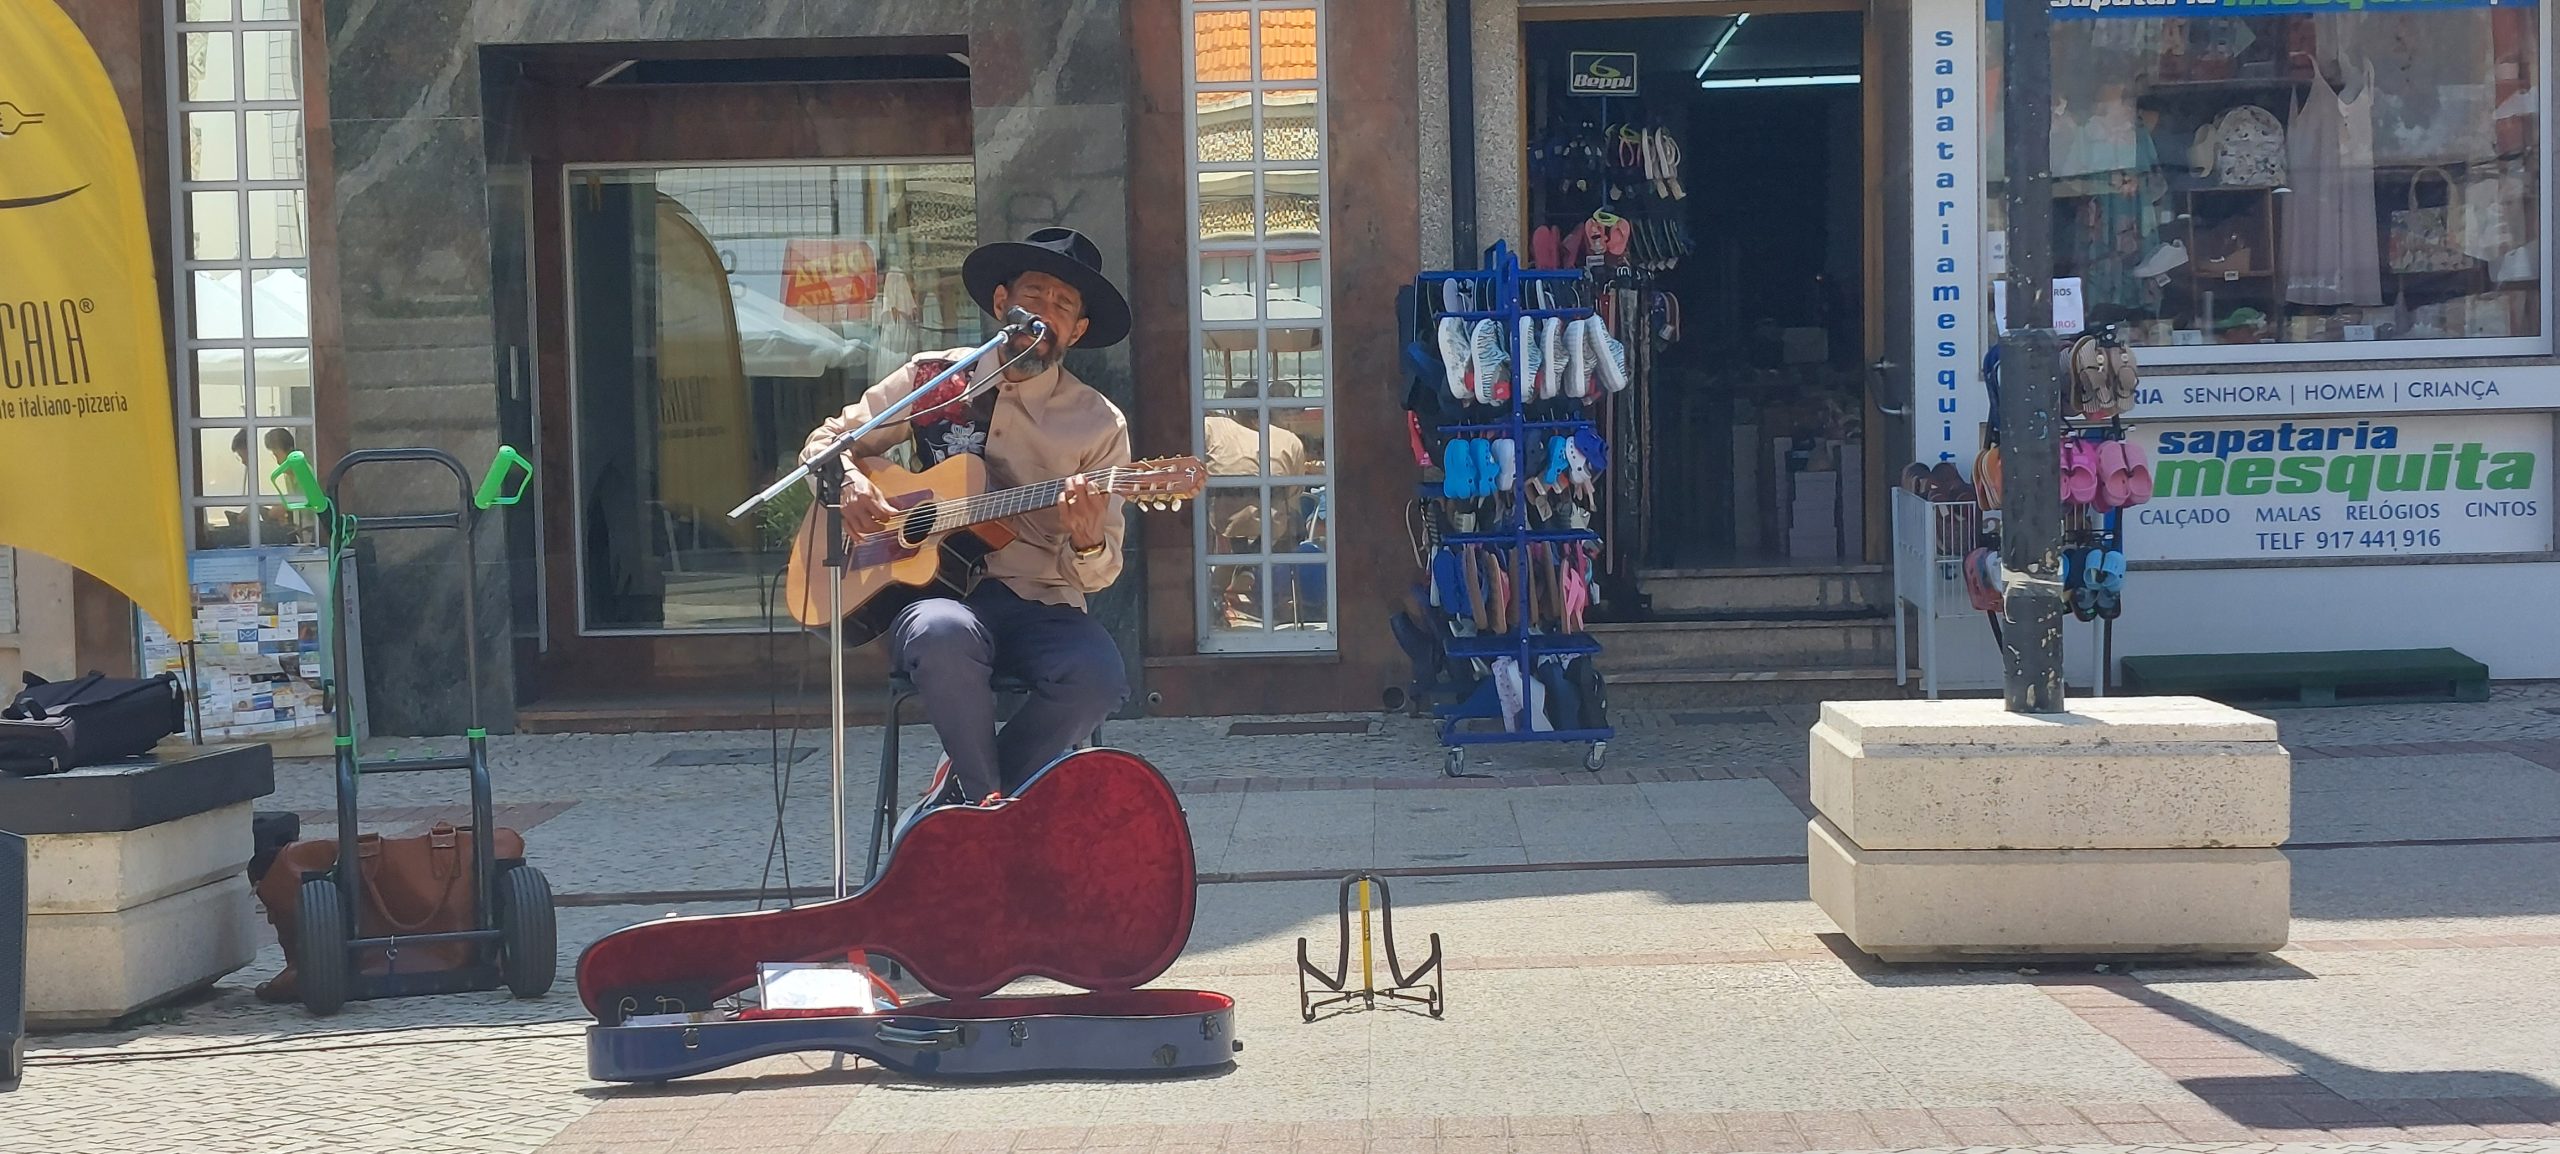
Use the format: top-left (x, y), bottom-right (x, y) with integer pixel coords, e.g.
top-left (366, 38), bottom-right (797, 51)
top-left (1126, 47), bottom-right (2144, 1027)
top-left (1812, 933), bottom-right (2323, 987)
top-left (2107, 979), bottom-right (2560, 1128)
top-left (577, 1057), bottom-right (1240, 1100)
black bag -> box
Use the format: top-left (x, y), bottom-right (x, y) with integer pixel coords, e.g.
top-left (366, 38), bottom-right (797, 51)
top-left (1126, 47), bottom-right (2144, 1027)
top-left (0, 672), bottom-right (185, 776)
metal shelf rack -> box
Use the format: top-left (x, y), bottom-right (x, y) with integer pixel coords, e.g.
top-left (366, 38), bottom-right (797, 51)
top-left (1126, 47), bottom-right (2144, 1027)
top-left (1416, 243), bottom-right (1616, 775)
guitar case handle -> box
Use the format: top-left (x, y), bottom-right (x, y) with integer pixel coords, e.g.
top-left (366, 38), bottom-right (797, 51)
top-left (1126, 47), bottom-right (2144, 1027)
top-left (874, 1023), bottom-right (968, 1050)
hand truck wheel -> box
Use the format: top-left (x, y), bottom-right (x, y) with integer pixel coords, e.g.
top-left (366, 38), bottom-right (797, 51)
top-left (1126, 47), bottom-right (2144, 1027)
top-left (1584, 742), bottom-right (1607, 772)
top-left (1443, 747), bottom-right (1466, 777)
top-left (496, 865), bottom-right (558, 999)
top-left (295, 877), bottom-right (351, 1017)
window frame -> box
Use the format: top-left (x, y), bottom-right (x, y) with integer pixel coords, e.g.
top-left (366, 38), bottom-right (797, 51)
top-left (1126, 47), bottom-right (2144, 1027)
top-left (559, 156), bottom-right (979, 638)
top-left (1184, 0), bottom-right (1340, 654)
top-left (165, 0), bottom-right (316, 553)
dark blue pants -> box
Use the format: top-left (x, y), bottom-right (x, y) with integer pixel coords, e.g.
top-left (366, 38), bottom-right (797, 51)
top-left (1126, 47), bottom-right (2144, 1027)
top-left (889, 581), bottom-right (1127, 800)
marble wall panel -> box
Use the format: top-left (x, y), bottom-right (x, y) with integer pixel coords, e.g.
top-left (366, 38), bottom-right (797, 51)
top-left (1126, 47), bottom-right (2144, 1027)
top-left (472, 0), bottom-right (796, 44)
top-left (326, 112), bottom-right (517, 732)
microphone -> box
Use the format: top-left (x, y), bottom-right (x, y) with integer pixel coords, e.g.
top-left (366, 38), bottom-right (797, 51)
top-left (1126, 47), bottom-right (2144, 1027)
top-left (1001, 306), bottom-right (1050, 339)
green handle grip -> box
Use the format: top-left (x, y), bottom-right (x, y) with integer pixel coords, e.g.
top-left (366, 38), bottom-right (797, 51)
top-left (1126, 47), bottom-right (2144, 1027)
top-left (270, 451), bottom-right (328, 514)
top-left (475, 445), bottom-right (534, 510)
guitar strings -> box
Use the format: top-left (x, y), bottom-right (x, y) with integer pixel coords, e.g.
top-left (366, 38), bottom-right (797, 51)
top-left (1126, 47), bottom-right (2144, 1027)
top-left (850, 465), bottom-right (1136, 548)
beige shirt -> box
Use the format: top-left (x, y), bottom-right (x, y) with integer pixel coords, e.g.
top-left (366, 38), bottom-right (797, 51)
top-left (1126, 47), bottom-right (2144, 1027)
top-left (805, 350), bottom-right (1130, 610)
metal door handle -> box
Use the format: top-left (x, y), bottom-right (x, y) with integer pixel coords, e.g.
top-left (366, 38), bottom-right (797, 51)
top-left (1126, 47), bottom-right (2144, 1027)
top-left (1870, 359), bottom-right (1909, 417)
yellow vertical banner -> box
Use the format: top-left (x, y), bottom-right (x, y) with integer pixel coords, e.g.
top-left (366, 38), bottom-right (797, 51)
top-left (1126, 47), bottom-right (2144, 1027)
top-left (651, 194), bottom-right (752, 547)
top-left (0, 0), bottom-right (194, 641)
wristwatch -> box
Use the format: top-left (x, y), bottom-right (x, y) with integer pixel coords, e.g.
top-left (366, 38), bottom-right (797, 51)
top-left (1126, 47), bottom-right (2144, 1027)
top-left (1072, 539), bottom-right (1107, 559)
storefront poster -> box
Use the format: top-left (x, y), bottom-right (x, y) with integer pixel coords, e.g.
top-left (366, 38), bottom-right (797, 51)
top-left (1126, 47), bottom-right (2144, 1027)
top-left (136, 548), bottom-right (341, 740)
top-left (1909, 0), bottom-right (1986, 468)
top-left (1568, 52), bottom-right (1639, 97)
top-left (2126, 413), bottom-right (2552, 560)
top-left (2134, 364), bottom-right (2560, 421)
top-left (781, 238), bottom-right (880, 322)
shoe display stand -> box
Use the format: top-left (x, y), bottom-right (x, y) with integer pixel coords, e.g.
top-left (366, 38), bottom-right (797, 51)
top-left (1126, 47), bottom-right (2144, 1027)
top-left (1410, 244), bottom-right (1617, 776)
top-left (1897, 329), bottom-right (2144, 699)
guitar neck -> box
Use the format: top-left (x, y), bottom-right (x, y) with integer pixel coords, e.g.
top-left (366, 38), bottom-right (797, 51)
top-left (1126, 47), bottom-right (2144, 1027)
top-left (900, 469), bottom-right (1107, 535)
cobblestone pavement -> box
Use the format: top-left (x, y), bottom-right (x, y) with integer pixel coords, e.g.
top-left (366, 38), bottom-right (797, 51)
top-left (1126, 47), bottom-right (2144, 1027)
top-left (11, 692), bottom-right (2560, 1153)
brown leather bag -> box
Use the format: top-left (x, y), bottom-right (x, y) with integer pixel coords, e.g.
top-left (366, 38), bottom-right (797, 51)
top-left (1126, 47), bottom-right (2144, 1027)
top-left (252, 822), bottom-right (524, 1003)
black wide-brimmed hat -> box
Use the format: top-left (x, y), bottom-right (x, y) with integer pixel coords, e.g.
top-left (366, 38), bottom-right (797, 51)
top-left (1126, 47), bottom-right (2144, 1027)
top-left (961, 226), bottom-right (1131, 350)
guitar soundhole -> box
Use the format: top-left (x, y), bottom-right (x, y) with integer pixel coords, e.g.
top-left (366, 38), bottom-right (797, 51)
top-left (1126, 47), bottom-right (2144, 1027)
top-left (899, 503), bottom-right (940, 547)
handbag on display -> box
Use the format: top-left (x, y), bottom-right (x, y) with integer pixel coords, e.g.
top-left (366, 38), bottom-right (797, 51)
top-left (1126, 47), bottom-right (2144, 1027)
top-left (2458, 159), bottom-right (2529, 264)
top-left (2388, 167), bottom-right (2477, 274)
top-left (252, 823), bottom-right (526, 1003)
top-left (2193, 106), bottom-right (2285, 187)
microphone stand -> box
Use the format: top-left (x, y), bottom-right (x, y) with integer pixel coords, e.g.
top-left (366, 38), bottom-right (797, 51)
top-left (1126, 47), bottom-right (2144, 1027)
top-left (725, 319), bottom-right (1042, 899)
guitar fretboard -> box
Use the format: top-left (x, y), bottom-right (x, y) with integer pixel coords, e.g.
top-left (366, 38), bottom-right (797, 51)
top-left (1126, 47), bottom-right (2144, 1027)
top-left (860, 468), bottom-right (1118, 549)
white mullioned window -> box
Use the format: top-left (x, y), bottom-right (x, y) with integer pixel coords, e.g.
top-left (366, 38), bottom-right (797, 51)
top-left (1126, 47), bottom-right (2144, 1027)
top-left (167, 0), bottom-right (317, 551)
top-left (1185, 0), bottom-right (1336, 652)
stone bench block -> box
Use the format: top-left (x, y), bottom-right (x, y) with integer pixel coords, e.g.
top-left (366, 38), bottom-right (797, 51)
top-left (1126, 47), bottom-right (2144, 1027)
top-left (1818, 695), bottom-right (2280, 747)
top-left (26, 875), bottom-right (258, 1029)
top-left (1808, 815), bottom-right (2289, 962)
top-left (28, 802), bottom-right (255, 915)
top-left (1811, 702), bottom-right (2290, 851)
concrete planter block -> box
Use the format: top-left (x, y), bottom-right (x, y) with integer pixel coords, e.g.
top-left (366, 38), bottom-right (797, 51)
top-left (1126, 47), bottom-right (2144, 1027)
top-left (1810, 698), bottom-right (2289, 851)
top-left (25, 875), bottom-right (257, 1029)
top-left (1809, 816), bottom-right (2290, 961)
top-left (27, 802), bottom-right (256, 914)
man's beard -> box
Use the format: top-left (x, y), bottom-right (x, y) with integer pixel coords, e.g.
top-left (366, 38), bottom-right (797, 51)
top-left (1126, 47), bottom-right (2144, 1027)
top-left (1003, 331), bottom-right (1061, 378)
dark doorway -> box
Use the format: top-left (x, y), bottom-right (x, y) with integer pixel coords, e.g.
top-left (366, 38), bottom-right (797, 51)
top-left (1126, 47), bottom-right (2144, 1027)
top-left (1524, 9), bottom-right (1871, 570)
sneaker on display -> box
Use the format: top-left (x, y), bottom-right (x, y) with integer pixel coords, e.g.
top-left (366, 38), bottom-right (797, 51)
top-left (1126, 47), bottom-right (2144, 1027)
top-left (2132, 240), bottom-right (2189, 279)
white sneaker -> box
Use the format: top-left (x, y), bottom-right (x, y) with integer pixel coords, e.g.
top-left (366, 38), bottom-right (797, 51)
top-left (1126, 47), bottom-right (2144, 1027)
top-left (1589, 321), bottom-right (1630, 394)
top-left (2132, 240), bottom-right (2189, 279)
top-left (1470, 318), bottom-right (1507, 405)
top-left (1493, 658), bottom-right (1527, 732)
top-left (1518, 316), bottom-right (1544, 401)
top-left (1556, 318), bottom-right (1576, 399)
top-left (1539, 317), bottom-right (1567, 400)
top-left (1437, 316), bottom-right (1472, 400)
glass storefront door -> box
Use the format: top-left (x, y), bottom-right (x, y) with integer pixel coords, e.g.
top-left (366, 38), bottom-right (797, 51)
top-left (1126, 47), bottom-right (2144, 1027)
top-left (563, 162), bottom-right (976, 633)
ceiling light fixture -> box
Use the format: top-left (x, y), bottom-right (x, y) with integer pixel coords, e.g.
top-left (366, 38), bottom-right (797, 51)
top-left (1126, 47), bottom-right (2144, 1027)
top-left (1695, 13), bottom-right (1750, 79)
top-left (1697, 73), bottom-right (1861, 90)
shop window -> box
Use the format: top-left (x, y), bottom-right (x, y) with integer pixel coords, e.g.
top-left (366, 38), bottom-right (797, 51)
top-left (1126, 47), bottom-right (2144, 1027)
top-left (1186, 0), bottom-right (1334, 651)
top-left (171, 0), bottom-right (315, 549)
top-left (1985, 1), bottom-right (2547, 364)
top-left (563, 163), bottom-right (977, 635)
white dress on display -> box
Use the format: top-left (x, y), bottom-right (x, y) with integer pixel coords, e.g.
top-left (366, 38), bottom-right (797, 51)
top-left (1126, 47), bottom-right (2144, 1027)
top-left (2283, 56), bottom-right (2384, 307)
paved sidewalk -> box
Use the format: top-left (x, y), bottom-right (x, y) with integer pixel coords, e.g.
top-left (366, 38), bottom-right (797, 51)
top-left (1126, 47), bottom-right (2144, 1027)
top-left (10, 691), bottom-right (2560, 1153)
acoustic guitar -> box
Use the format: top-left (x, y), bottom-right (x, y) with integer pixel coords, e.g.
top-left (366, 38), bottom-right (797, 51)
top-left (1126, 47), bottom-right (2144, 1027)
top-left (782, 454), bottom-right (1206, 644)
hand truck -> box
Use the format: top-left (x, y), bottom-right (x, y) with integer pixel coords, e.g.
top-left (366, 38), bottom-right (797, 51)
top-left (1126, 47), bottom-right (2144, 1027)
top-left (270, 445), bottom-right (553, 1016)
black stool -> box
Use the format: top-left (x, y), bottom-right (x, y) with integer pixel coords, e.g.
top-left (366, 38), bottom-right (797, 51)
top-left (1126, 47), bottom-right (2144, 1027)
top-left (867, 673), bottom-right (1101, 881)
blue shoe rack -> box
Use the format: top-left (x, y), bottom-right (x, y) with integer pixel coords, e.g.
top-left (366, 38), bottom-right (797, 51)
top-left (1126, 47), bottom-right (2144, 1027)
top-left (1416, 243), bottom-right (1615, 776)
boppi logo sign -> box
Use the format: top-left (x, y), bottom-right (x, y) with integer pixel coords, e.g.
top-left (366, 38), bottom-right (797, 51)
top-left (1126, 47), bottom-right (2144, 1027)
top-left (1568, 52), bottom-right (1640, 97)
top-left (2152, 420), bottom-right (2538, 502)
top-left (0, 98), bottom-right (88, 211)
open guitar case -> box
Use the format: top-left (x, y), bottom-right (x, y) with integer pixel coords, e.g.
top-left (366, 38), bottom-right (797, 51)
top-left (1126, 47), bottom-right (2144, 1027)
top-left (575, 748), bottom-right (1239, 1083)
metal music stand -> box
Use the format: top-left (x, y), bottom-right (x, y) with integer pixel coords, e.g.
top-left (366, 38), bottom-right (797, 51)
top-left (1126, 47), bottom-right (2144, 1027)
top-left (726, 320), bottom-right (1043, 898)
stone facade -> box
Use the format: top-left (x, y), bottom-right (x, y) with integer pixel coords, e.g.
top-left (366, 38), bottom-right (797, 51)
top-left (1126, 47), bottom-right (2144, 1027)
top-left (321, 0), bottom-right (1141, 733)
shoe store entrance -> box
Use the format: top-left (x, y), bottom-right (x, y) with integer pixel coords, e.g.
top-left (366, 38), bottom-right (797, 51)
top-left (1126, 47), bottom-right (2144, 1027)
top-left (1522, 2), bottom-right (1905, 704)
